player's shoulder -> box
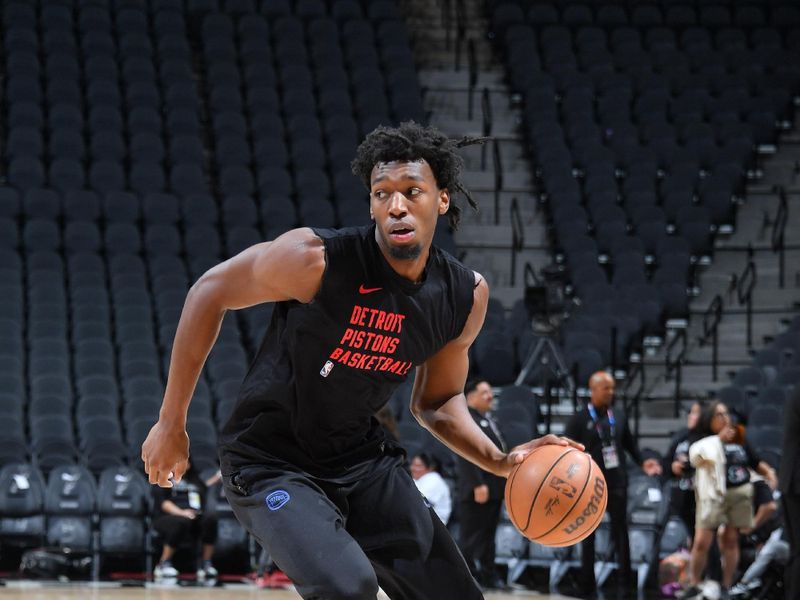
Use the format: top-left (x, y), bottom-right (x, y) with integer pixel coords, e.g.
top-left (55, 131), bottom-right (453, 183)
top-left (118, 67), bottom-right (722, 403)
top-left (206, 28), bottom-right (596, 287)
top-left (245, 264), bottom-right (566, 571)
top-left (431, 242), bottom-right (466, 272)
top-left (310, 224), bottom-right (371, 244)
top-left (266, 227), bottom-right (326, 268)
top-left (432, 244), bottom-right (485, 290)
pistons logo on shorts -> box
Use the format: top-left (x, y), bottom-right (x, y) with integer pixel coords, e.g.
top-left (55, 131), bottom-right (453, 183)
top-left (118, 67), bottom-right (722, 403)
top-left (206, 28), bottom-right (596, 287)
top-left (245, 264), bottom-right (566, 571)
top-left (266, 489), bottom-right (291, 511)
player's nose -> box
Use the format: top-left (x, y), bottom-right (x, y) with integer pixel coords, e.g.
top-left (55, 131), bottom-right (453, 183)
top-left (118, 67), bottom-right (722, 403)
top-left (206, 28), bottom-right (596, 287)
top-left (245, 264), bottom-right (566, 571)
top-left (387, 192), bottom-right (408, 216)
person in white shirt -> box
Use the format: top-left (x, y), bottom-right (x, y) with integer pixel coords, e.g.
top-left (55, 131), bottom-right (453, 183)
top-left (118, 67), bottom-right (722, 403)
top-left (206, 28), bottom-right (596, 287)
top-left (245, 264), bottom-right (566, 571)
top-left (410, 452), bottom-right (452, 525)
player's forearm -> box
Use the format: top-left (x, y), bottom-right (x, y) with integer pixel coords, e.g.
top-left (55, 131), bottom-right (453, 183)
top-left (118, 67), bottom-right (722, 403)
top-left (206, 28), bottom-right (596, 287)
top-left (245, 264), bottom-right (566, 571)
top-left (414, 396), bottom-right (507, 477)
top-left (161, 499), bottom-right (184, 516)
top-left (159, 280), bottom-right (226, 426)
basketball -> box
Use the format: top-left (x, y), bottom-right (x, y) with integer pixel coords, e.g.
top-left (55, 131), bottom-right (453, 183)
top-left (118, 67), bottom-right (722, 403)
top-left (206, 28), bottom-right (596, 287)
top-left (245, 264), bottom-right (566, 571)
top-left (505, 445), bottom-right (607, 547)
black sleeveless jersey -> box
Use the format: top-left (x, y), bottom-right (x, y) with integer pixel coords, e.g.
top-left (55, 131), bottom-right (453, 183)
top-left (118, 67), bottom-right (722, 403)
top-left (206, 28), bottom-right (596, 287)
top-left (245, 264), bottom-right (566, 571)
top-left (218, 225), bottom-right (475, 479)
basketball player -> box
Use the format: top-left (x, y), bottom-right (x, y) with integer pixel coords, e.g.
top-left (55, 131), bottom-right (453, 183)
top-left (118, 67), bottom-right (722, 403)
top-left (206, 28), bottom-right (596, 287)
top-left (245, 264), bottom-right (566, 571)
top-left (141, 122), bottom-right (582, 599)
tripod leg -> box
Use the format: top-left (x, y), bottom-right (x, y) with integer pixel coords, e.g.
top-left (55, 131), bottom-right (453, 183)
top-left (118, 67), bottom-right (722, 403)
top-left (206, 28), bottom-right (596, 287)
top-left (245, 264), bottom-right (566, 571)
top-left (514, 338), bottom-right (546, 386)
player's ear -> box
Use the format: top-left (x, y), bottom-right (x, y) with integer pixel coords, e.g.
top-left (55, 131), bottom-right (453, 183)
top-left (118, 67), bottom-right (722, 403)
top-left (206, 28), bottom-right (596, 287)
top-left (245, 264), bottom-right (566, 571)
top-left (438, 189), bottom-right (450, 215)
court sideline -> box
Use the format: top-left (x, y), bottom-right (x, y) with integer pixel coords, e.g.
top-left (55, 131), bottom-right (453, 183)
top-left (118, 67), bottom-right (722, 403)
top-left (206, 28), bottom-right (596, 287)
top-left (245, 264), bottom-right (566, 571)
top-left (0, 583), bottom-right (582, 599)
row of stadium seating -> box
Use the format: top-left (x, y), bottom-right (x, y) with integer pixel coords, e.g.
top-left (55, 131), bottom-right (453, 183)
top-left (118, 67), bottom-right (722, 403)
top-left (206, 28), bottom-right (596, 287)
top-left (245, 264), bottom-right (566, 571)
top-left (0, 0), bottom-right (428, 472)
top-left (487, 0), bottom-right (799, 374)
top-left (0, 462), bottom-right (249, 575)
top-left (0, 453), bottom-right (684, 589)
top-left (715, 317), bottom-right (800, 464)
top-left (1, 0), bottom-right (417, 226)
top-left (489, 1), bottom-right (800, 32)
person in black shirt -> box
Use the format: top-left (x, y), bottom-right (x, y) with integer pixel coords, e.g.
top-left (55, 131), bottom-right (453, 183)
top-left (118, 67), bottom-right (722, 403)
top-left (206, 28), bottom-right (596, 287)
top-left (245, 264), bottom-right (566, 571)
top-left (684, 401), bottom-right (777, 600)
top-left (779, 386), bottom-right (800, 600)
top-left (151, 460), bottom-right (221, 580)
top-left (564, 371), bottom-right (662, 600)
top-left (664, 401), bottom-right (704, 540)
top-left (456, 379), bottom-right (507, 590)
top-left (141, 122), bottom-right (582, 600)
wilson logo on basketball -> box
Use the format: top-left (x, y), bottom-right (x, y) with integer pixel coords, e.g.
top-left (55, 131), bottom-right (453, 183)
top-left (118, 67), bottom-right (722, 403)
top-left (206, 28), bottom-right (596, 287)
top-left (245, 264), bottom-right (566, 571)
top-left (562, 476), bottom-right (606, 535)
top-left (548, 476), bottom-right (577, 499)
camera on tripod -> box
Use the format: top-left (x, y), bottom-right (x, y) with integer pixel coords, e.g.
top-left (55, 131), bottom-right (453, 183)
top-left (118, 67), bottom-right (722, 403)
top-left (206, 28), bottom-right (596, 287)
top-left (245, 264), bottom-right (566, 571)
top-left (523, 264), bottom-right (567, 334)
top-left (516, 263), bottom-right (574, 433)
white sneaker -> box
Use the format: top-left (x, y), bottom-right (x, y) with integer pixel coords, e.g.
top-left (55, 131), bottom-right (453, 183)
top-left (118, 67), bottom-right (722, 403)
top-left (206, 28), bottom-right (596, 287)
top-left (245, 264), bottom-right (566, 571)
top-left (154, 561), bottom-right (179, 579)
top-left (700, 580), bottom-right (721, 600)
top-left (197, 562), bottom-right (218, 580)
top-left (730, 579), bottom-right (760, 598)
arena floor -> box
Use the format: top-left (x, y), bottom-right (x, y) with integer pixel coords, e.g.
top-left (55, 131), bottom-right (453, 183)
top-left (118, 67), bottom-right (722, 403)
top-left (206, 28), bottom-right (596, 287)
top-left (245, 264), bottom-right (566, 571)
top-left (0, 582), bottom-right (585, 599)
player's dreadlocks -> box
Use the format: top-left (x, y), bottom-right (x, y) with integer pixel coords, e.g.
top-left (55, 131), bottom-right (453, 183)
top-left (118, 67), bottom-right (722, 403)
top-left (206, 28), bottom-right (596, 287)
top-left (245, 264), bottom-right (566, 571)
top-left (351, 121), bottom-right (488, 230)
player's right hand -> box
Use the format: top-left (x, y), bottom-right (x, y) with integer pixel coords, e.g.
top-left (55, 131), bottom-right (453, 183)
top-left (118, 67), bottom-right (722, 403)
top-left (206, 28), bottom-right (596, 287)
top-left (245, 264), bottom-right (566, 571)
top-left (141, 420), bottom-right (190, 488)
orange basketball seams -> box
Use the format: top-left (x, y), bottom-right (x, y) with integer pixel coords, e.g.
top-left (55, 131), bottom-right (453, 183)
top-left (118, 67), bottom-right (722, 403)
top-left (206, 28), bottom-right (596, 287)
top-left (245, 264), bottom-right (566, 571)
top-left (505, 445), bottom-right (607, 547)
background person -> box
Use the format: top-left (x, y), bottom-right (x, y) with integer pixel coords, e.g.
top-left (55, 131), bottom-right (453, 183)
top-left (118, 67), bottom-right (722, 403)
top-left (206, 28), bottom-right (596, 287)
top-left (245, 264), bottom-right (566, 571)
top-left (456, 378), bottom-right (507, 590)
top-left (664, 401), bottom-right (705, 541)
top-left (779, 385), bottom-right (800, 600)
top-left (410, 451), bottom-right (452, 525)
top-left (685, 401), bottom-right (777, 600)
top-left (564, 370), bottom-right (662, 600)
top-left (151, 460), bottom-right (220, 580)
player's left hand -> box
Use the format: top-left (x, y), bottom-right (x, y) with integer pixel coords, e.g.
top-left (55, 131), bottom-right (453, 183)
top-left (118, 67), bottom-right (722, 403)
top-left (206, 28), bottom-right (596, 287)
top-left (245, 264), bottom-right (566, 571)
top-left (499, 434), bottom-right (584, 478)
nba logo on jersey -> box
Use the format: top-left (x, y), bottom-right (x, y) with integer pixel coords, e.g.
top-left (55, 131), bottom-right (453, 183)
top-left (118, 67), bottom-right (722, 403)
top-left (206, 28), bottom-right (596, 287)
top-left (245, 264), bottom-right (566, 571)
top-left (320, 360), bottom-right (334, 377)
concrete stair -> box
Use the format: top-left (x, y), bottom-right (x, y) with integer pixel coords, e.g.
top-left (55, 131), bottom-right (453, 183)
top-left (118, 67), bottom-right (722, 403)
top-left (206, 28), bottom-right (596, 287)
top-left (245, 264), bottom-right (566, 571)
top-left (404, 0), bottom-right (800, 452)
top-left (639, 136), bottom-right (800, 411)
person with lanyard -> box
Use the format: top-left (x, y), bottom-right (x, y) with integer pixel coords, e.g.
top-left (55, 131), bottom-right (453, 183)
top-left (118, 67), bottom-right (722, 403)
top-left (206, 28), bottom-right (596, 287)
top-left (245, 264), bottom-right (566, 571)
top-left (456, 378), bottom-right (508, 591)
top-left (151, 459), bottom-right (221, 581)
top-left (565, 371), bottom-right (662, 600)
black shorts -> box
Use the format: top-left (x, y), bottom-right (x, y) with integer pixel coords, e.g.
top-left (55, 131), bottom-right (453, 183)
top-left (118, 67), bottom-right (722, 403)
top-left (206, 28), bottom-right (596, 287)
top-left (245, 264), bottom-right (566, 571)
top-left (222, 452), bottom-right (483, 600)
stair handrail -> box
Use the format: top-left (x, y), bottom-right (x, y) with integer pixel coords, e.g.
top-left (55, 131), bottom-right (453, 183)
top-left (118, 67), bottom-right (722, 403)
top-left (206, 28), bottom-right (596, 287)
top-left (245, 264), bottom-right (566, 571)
top-left (771, 186), bottom-right (788, 289)
top-left (480, 87), bottom-right (493, 170)
top-left (441, 0), bottom-right (452, 51)
top-left (510, 197), bottom-right (523, 286)
top-left (492, 138), bottom-right (503, 225)
top-left (665, 328), bottom-right (688, 417)
top-left (623, 360), bottom-right (645, 441)
top-left (698, 294), bottom-right (724, 381)
top-left (736, 247), bottom-right (757, 348)
top-left (467, 39), bottom-right (478, 120)
top-left (453, 0), bottom-right (467, 71)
